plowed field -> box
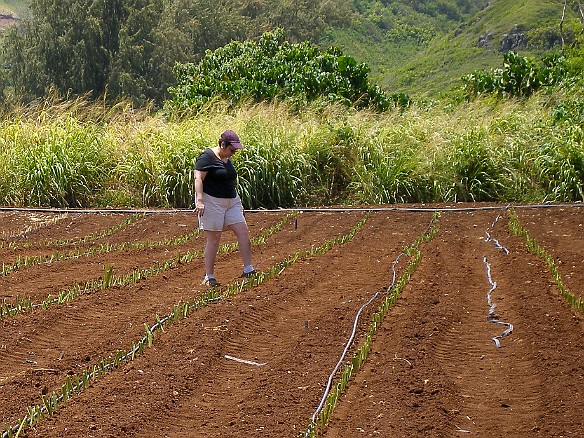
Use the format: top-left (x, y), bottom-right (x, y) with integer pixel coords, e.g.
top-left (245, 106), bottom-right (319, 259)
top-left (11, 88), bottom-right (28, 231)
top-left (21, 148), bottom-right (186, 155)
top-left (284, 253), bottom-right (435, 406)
top-left (1, 204), bottom-right (583, 438)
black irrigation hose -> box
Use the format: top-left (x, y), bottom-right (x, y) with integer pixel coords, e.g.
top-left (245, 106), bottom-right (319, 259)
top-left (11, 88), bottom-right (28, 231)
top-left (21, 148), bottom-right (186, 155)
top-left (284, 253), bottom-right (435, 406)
top-left (0, 202), bottom-right (583, 215)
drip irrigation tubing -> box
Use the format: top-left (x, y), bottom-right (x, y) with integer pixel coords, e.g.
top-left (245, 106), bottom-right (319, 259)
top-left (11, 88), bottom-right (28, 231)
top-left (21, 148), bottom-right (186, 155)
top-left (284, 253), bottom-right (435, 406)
top-left (309, 252), bottom-right (407, 426)
top-left (483, 257), bottom-right (514, 348)
top-left (483, 208), bottom-right (513, 348)
top-left (484, 207), bottom-right (511, 255)
top-left (0, 202), bottom-right (583, 215)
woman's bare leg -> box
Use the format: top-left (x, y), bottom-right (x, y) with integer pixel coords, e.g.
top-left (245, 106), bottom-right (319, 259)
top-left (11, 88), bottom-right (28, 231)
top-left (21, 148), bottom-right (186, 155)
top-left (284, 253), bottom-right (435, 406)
top-left (229, 222), bottom-right (252, 267)
top-left (204, 230), bottom-right (222, 277)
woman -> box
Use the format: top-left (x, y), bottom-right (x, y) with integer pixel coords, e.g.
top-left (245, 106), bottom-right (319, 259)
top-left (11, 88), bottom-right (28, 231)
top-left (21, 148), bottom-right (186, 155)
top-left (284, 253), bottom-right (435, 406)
top-left (194, 129), bottom-right (256, 287)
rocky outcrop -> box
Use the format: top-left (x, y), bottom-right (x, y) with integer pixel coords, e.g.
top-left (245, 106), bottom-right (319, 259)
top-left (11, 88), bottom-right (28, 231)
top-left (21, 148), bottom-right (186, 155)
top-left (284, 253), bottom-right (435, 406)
top-left (477, 32), bottom-right (494, 49)
top-left (475, 27), bottom-right (527, 52)
top-left (499, 27), bottom-right (527, 52)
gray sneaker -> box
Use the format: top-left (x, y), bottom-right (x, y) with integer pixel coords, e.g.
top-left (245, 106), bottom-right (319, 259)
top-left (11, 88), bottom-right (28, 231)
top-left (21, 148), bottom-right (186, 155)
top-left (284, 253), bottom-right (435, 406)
top-left (240, 270), bottom-right (257, 278)
top-left (202, 277), bottom-right (220, 287)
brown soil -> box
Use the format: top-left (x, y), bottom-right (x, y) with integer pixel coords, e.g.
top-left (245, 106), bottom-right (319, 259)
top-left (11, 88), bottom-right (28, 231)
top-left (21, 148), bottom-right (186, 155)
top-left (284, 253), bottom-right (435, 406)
top-left (0, 12), bottom-right (18, 30)
top-left (0, 204), bottom-right (583, 437)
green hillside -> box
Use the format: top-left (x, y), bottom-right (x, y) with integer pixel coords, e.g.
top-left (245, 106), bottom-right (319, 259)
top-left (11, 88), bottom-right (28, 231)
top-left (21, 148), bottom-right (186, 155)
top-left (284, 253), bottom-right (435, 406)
top-left (323, 0), bottom-right (580, 97)
top-left (400, 0), bottom-right (579, 97)
top-left (320, 0), bottom-right (485, 95)
top-left (0, 0), bottom-right (28, 16)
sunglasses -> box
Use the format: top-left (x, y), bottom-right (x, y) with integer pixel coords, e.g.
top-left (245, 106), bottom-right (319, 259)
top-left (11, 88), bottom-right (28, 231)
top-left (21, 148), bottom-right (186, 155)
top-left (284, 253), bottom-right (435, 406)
top-left (225, 142), bottom-right (238, 153)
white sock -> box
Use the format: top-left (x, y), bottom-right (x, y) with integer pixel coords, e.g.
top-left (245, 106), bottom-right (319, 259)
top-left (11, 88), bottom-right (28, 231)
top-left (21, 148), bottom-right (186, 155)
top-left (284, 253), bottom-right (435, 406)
top-left (243, 265), bottom-right (254, 274)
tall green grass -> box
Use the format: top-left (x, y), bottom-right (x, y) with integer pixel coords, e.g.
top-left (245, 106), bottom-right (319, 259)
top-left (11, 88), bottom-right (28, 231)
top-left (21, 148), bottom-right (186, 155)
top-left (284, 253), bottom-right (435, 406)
top-left (0, 91), bottom-right (582, 209)
top-left (0, 115), bottom-right (113, 207)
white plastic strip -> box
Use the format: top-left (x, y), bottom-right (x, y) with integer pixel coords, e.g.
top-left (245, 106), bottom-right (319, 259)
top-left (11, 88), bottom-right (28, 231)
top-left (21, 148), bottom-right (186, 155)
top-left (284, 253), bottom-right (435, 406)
top-left (483, 256), bottom-right (514, 347)
top-left (484, 207), bottom-right (510, 254)
top-left (224, 354), bottom-right (267, 366)
top-left (308, 216), bottom-right (437, 428)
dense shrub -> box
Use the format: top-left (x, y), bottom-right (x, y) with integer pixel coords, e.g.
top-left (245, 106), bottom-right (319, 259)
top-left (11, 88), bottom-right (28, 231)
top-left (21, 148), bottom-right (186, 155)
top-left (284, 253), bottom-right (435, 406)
top-left (0, 119), bottom-right (114, 207)
top-left (462, 51), bottom-right (573, 98)
top-left (167, 28), bottom-right (392, 113)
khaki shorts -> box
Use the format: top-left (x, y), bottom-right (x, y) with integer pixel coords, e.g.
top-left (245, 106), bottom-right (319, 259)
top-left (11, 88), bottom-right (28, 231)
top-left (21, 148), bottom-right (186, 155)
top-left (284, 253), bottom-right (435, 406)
top-left (197, 194), bottom-right (246, 231)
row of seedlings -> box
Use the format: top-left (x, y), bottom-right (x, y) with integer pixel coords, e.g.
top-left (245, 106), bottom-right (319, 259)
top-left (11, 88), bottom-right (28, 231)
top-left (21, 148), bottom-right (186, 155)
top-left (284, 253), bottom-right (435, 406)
top-left (508, 208), bottom-right (584, 313)
top-left (0, 215), bottom-right (202, 277)
top-left (0, 212), bottom-right (70, 244)
top-left (0, 212), bottom-right (146, 250)
top-left (1, 213), bottom-right (147, 277)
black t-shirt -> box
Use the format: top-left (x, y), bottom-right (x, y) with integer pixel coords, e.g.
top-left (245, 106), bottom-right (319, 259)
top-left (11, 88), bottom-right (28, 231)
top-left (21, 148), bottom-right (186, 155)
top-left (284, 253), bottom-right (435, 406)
top-left (195, 148), bottom-right (237, 198)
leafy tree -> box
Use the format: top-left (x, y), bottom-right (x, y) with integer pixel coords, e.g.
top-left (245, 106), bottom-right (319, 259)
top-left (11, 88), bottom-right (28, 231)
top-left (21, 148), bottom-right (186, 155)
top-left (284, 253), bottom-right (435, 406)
top-left (265, 0), bottom-right (345, 42)
top-left (167, 28), bottom-right (392, 112)
top-left (107, 0), bottom-right (165, 103)
top-left (2, 0), bottom-right (201, 104)
top-left (3, 0), bottom-right (126, 101)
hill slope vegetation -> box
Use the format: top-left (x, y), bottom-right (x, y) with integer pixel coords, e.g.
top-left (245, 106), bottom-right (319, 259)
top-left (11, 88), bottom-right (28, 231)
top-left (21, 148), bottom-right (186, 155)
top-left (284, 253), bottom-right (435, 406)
top-left (1, 0), bottom-right (580, 103)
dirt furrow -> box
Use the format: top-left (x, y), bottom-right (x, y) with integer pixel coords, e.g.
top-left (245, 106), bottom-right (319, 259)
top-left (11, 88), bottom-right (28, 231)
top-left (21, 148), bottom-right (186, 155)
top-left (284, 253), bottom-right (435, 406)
top-left (0, 212), bottom-right (134, 250)
top-left (2, 205), bottom-right (583, 438)
top-left (0, 212), bottom-right (74, 242)
top-left (0, 213), bottom-right (282, 304)
top-left (0, 213), bottom-right (288, 425)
